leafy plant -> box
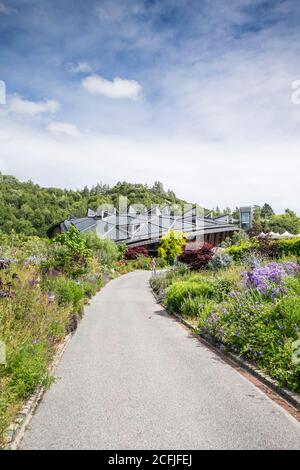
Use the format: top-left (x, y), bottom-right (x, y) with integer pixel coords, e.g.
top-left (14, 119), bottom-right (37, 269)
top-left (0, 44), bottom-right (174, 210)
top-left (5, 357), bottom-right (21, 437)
top-left (45, 226), bottom-right (92, 278)
top-left (208, 252), bottom-right (234, 271)
top-left (125, 246), bottom-right (149, 260)
top-left (178, 242), bottom-right (214, 270)
top-left (224, 241), bottom-right (256, 261)
top-left (158, 230), bottom-right (187, 265)
top-left (83, 232), bottom-right (120, 267)
top-left (165, 280), bottom-right (214, 312)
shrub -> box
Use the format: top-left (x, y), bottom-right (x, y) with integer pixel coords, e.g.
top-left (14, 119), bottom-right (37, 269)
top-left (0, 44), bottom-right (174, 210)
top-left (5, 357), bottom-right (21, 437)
top-left (208, 252), bottom-right (234, 271)
top-left (165, 280), bottom-right (214, 312)
top-left (212, 277), bottom-right (236, 301)
top-left (125, 246), bottom-right (149, 260)
top-left (150, 264), bottom-right (191, 295)
top-left (117, 242), bottom-right (128, 260)
top-left (46, 276), bottom-right (85, 311)
top-left (224, 241), bottom-right (256, 261)
top-left (158, 230), bottom-right (187, 265)
top-left (45, 226), bottom-right (92, 278)
top-left (201, 288), bottom-right (300, 391)
top-left (0, 264), bottom-right (75, 442)
top-left (242, 262), bottom-right (300, 298)
top-left (180, 297), bottom-right (215, 320)
top-left (132, 254), bottom-right (151, 270)
top-left (5, 341), bottom-right (52, 399)
top-left (240, 251), bottom-right (266, 269)
top-left (155, 257), bottom-right (168, 268)
top-left (83, 233), bottom-right (119, 267)
top-left (178, 242), bottom-right (214, 270)
top-left (275, 237), bottom-right (300, 258)
top-left (81, 280), bottom-right (99, 298)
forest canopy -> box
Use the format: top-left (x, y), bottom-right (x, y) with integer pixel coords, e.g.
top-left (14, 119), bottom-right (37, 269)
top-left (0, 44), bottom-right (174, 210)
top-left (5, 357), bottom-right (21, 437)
top-left (0, 174), bottom-right (299, 237)
top-left (0, 174), bottom-right (185, 237)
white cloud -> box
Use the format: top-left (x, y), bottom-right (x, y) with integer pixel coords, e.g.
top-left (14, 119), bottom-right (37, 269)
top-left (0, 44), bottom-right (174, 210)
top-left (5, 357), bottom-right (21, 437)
top-left (47, 121), bottom-right (81, 138)
top-left (67, 61), bottom-right (92, 74)
top-left (10, 95), bottom-right (60, 115)
top-left (0, 116), bottom-right (300, 214)
top-left (82, 74), bottom-right (142, 100)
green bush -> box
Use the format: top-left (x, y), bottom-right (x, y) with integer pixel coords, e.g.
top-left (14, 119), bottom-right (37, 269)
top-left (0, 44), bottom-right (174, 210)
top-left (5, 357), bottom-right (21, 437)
top-left (181, 297), bottom-right (215, 320)
top-left (155, 257), bottom-right (168, 268)
top-left (46, 276), bottom-right (85, 310)
top-left (132, 254), bottom-right (151, 270)
top-left (153, 257), bottom-right (300, 392)
top-left (45, 226), bottom-right (92, 277)
top-left (224, 241), bottom-right (256, 261)
top-left (81, 280), bottom-right (98, 298)
top-left (158, 229), bottom-right (186, 265)
top-left (4, 341), bottom-right (52, 399)
top-left (165, 280), bottom-right (214, 312)
top-left (275, 238), bottom-right (300, 258)
top-left (83, 233), bottom-right (120, 267)
top-left (221, 230), bottom-right (249, 248)
top-left (149, 264), bottom-right (190, 294)
top-left (212, 277), bottom-right (236, 301)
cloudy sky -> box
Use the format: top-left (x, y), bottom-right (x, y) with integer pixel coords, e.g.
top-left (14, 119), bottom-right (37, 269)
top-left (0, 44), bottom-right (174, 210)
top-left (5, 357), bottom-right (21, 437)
top-left (0, 0), bottom-right (300, 212)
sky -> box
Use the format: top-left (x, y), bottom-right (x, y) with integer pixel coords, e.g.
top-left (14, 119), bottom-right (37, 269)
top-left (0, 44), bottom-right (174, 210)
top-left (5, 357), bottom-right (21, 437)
top-left (0, 0), bottom-right (300, 212)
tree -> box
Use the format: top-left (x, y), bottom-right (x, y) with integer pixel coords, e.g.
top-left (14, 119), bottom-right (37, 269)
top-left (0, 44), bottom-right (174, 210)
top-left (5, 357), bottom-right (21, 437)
top-left (268, 214), bottom-right (300, 234)
top-left (261, 203), bottom-right (274, 219)
top-left (153, 181), bottom-right (165, 196)
top-left (158, 230), bottom-right (187, 265)
top-left (0, 174), bottom-right (185, 237)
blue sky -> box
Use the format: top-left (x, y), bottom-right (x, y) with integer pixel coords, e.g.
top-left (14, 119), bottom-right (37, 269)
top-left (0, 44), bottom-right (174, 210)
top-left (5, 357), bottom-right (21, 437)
top-left (0, 0), bottom-right (300, 212)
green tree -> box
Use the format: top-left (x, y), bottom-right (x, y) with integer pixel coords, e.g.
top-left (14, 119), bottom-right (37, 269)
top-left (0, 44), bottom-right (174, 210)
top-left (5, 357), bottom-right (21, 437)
top-left (268, 213), bottom-right (300, 234)
top-left (0, 174), bottom-right (185, 237)
top-left (261, 203), bottom-right (275, 219)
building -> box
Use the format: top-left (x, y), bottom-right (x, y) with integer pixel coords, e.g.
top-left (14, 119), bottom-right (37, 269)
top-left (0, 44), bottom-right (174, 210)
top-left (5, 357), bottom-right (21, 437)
top-left (239, 206), bottom-right (254, 231)
top-left (47, 205), bottom-right (240, 253)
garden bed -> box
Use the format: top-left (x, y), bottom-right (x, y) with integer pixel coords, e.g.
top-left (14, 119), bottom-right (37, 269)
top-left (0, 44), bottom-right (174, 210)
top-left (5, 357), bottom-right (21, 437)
top-left (0, 229), bottom-right (153, 447)
top-left (150, 258), bottom-right (300, 395)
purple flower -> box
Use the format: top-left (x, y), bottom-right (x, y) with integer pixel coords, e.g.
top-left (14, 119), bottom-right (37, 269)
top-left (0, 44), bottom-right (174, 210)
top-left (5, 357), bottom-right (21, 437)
top-left (243, 262), bottom-right (300, 297)
top-left (229, 292), bottom-right (239, 298)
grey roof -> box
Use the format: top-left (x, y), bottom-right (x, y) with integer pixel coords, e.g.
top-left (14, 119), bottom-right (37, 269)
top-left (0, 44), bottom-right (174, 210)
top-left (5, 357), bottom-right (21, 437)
top-left (55, 207), bottom-right (239, 246)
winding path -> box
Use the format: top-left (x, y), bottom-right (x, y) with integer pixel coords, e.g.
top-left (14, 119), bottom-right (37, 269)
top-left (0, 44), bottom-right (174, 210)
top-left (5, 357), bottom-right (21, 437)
top-left (21, 271), bottom-right (300, 450)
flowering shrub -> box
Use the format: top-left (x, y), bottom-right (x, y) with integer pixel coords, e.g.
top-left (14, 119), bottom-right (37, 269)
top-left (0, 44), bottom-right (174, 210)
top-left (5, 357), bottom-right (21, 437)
top-left (243, 262), bottom-right (300, 298)
top-left (201, 288), bottom-right (300, 391)
top-left (156, 259), bottom-right (300, 392)
top-left (0, 228), bottom-right (106, 445)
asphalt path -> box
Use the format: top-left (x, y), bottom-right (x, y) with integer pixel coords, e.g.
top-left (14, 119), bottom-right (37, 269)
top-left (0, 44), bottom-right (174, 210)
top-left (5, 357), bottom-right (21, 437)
top-left (21, 270), bottom-right (300, 450)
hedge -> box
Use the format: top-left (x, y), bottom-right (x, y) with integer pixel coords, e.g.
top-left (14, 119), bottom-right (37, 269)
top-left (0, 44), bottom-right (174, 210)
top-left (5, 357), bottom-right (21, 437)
top-left (275, 238), bottom-right (300, 257)
top-left (224, 238), bottom-right (300, 260)
top-left (224, 241), bottom-right (256, 261)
